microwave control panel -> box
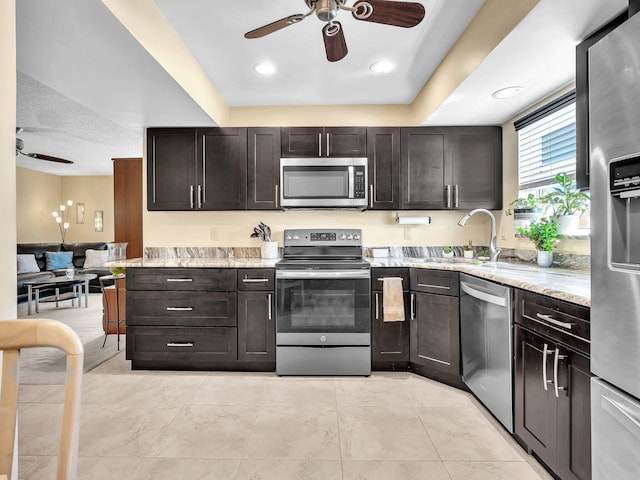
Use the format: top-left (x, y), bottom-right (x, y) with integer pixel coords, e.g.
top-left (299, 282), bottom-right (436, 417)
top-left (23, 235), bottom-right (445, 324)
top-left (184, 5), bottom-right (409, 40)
top-left (354, 166), bottom-right (366, 199)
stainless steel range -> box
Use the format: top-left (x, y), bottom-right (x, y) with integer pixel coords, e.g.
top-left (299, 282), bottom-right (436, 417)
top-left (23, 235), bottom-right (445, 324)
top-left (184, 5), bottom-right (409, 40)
top-left (275, 228), bottom-right (371, 376)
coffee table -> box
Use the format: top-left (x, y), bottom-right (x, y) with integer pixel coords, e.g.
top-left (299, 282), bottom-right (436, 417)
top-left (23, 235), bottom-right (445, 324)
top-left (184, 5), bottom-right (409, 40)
top-left (24, 273), bottom-right (98, 315)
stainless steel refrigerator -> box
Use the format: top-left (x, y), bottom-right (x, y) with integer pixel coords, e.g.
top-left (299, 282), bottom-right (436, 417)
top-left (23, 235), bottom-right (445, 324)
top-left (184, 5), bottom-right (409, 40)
top-left (590, 12), bottom-right (640, 480)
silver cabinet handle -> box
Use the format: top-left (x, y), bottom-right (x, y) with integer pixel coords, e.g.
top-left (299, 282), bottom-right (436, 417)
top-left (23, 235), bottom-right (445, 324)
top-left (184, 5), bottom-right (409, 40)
top-left (445, 185), bottom-right (451, 208)
top-left (410, 293), bottom-right (415, 320)
top-left (326, 132), bottom-right (330, 157)
top-left (318, 132), bottom-right (322, 156)
top-left (166, 307), bottom-right (193, 311)
top-left (536, 313), bottom-right (573, 329)
top-left (454, 184), bottom-right (459, 208)
top-left (375, 292), bottom-right (380, 320)
top-left (542, 343), bottom-right (554, 391)
top-left (377, 277), bottom-right (403, 282)
top-left (417, 283), bottom-right (450, 290)
top-left (553, 348), bottom-right (568, 398)
top-left (275, 184), bottom-right (279, 208)
top-left (268, 293), bottom-right (272, 320)
top-left (243, 278), bottom-right (270, 283)
top-left (369, 184), bottom-right (374, 208)
top-left (190, 185), bottom-right (195, 209)
top-left (166, 278), bottom-right (194, 282)
top-left (197, 185), bottom-right (203, 209)
top-left (167, 342), bottom-right (194, 347)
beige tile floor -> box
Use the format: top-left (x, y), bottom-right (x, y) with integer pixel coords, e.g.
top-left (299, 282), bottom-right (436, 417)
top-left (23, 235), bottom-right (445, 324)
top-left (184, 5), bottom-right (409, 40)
top-left (17, 353), bottom-right (554, 480)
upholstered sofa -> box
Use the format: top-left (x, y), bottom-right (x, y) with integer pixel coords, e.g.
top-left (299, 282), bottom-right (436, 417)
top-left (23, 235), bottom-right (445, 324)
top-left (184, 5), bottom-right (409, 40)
top-left (17, 242), bottom-right (111, 302)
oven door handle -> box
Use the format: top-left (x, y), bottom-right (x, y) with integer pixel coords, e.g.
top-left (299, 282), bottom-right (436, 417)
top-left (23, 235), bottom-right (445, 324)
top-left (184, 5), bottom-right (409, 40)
top-left (276, 270), bottom-right (370, 280)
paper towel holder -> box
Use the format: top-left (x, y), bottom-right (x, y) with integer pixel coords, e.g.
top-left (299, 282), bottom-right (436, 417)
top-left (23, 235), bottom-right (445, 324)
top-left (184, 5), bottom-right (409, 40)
top-left (395, 213), bottom-right (432, 225)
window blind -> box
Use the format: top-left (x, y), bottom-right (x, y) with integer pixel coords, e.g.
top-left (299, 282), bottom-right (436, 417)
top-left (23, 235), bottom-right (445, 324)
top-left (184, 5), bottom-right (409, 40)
top-left (517, 101), bottom-right (576, 190)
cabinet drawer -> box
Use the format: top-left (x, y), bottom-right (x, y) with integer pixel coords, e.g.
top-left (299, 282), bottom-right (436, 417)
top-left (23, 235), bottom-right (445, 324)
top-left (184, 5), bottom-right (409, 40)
top-left (516, 289), bottom-right (590, 355)
top-left (410, 269), bottom-right (459, 296)
top-left (237, 268), bottom-right (275, 291)
top-left (126, 326), bottom-right (237, 363)
top-left (126, 268), bottom-right (236, 291)
top-left (372, 268), bottom-right (410, 291)
top-left (127, 291), bottom-right (237, 327)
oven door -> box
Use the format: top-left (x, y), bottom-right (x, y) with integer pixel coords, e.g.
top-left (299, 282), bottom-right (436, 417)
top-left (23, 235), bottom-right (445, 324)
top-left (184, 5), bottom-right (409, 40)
top-left (276, 269), bottom-right (370, 346)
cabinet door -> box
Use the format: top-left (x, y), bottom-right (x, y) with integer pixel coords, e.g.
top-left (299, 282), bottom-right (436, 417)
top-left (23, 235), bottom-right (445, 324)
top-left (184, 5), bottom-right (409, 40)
top-left (514, 325), bottom-right (558, 470)
top-left (410, 292), bottom-right (459, 375)
top-left (556, 348), bottom-right (592, 480)
top-left (147, 128), bottom-right (197, 211)
top-left (325, 127), bottom-right (367, 157)
top-left (371, 291), bottom-right (410, 367)
top-left (367, 127), bottom-right (400, 210)
top-left (198, 128), bottom-right (247, 210)
top-left (449, 127), bottom-right (502, 210)
top-left (248, 127), bottom-right (280, 210)
top-left (281, 127), bottom-right (323, 157)
top-left (237, 291), bottom-right (275, 363)
top-left (401, 128), bottom-right (448, 209)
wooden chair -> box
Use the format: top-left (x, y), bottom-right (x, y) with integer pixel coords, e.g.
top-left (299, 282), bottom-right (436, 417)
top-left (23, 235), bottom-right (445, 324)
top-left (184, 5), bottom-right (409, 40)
top-left (0, 319), bottom-right (83, 480)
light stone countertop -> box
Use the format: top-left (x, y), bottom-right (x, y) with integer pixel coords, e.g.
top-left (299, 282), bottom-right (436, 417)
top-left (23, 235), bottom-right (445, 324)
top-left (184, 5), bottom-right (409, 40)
top-left (115, 256), bottom-right (590, 307)
top-left (367, 257), bottom-right (590, 307)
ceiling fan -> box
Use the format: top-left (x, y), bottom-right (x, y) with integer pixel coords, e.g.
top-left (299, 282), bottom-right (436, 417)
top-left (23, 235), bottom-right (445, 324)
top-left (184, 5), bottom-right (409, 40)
top-left (244, 0), bottom-right (426, 62)
top-left (15, 127), bottom-right (74, 164)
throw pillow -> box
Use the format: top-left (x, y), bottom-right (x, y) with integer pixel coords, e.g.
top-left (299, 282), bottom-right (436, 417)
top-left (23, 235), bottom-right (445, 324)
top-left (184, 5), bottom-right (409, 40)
top-left (83, 248), bottom-right (109, 268)
top-left (17, 254), bottom-right (40, 274)
top-left (45, 251), bottom-right (74, 271)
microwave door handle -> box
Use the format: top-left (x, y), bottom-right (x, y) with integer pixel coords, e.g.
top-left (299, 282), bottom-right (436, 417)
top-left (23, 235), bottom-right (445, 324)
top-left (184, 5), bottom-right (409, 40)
top-left (348, 166), bottom-right (354, 199)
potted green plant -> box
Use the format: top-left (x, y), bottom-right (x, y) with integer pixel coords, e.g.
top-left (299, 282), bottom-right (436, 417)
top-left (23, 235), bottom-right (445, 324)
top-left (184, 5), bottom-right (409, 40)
top-left (517, 218), bottom-right (560, 267)
top-left (539, 173), bottom-right (590, 235)
top-left (505, 193), bottom-right (543, 233)
top-left (463, 240), bottom-right (474, 259)
top-left (442, 246), bottom-right (454, 258)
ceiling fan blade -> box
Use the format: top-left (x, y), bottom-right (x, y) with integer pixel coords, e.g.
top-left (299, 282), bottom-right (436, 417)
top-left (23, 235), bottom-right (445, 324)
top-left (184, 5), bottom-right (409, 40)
top-left (20, 151), bottom-right (74, 164)
top-left (245, 14), bottom-right (306, 39)
top-left (322, 22), bottom-right (348, 62)
top-left (353, 0), bottom-right (425, 28)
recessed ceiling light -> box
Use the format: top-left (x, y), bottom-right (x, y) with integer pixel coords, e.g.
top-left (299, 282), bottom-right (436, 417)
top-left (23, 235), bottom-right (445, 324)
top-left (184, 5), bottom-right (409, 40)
top-left (254, 62), bottom-right (276, 75)
top-left (369, 60), bottom-right (395, 74)
top-left (491, 86), bottom-right (523, 99)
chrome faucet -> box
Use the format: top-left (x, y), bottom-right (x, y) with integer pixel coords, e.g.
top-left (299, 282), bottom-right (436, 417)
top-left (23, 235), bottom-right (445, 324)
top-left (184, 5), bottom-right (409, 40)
top-left (457, 208), bottom-right (502, 262)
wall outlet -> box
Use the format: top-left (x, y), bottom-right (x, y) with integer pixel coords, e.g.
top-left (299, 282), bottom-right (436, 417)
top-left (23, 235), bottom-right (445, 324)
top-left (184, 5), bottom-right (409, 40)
top-left (404, 227), bottom-right (412, 240)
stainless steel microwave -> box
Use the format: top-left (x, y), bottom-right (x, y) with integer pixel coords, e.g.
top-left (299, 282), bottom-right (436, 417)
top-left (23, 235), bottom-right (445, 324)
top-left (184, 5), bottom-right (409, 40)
top-left (280, 157), bottom-right (368, 208)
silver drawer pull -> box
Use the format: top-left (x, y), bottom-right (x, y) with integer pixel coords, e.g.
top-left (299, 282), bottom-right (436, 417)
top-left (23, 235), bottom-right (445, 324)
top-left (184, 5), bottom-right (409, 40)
top-left (166, 307), bottom-right (193, 311)
top-left (537, 313), bottom-right (573, 329)
top-left (243, 278), bottom-right (270, 283)
top-left (377, 277), bottom-right (403, 282)
top-left (166, 278), bottom-right (193, 282)
top-left (167, 342), bottom-right (194, 347)
top-left (417, 283), bottom-right (450, 290)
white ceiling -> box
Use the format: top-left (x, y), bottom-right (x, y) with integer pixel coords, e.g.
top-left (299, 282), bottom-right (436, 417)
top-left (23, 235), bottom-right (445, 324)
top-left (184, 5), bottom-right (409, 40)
top-left (15, 0), bottom-right (628, 176)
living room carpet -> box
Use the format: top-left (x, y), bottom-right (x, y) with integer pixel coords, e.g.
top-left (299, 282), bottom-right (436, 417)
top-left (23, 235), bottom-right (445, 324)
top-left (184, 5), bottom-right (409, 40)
top-left (16, 293), bottom-right (124, 384)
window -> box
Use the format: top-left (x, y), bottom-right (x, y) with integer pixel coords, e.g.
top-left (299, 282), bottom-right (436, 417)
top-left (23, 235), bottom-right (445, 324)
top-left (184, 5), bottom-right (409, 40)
top-left (515, 91), bottom-right (577, 193)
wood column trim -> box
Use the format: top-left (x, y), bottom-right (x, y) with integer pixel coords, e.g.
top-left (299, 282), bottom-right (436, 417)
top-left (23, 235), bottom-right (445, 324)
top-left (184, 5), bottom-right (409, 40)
top-left (113, 157), bottom-right (143, 258)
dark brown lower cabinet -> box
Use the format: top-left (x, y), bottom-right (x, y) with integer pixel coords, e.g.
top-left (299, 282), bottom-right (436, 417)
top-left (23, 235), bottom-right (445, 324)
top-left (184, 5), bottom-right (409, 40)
top-left (237, 291), bottom-right (275, 363)
top-left (514, 325), bottom-right (592, 480)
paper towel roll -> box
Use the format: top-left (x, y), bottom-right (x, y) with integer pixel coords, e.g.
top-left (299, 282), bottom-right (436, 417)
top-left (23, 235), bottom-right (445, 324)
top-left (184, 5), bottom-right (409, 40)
top-left (396, 216), bottom-right (431, 225)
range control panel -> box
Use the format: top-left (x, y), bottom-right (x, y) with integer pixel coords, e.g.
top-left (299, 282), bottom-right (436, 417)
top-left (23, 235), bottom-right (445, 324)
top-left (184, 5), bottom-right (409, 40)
top-left (283, 229), bottom-right (363, 247)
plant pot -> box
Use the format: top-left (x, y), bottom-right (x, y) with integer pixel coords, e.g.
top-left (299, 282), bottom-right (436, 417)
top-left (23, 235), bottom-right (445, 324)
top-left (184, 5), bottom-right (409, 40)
top-left (537, 250), bottom-right (553, 268)
top-left (261, 241), bottom-right (279, 259)
top-left (555, 215), bottom-right (580, 235)
top-left (463, 250), bottom-right (474, 259)
top-left (442, 250), bottom-right (454, 258)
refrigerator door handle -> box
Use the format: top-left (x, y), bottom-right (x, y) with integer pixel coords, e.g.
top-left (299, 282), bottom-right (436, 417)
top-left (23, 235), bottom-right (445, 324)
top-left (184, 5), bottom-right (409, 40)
top-left (602, 394), bottom-right (640, 438)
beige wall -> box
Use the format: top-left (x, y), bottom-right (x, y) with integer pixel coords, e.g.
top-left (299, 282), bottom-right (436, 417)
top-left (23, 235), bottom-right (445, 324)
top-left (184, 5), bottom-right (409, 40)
top-left (16, 167), bottom-right (114, 243)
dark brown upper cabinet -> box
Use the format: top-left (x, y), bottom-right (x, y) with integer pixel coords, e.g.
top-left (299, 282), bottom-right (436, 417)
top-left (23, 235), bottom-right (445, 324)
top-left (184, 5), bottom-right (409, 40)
top-left (248, 127), bottom-right (281, 210)
top-left (400, 127), bottom-right (502, 210)
top-left (367, 127), bottom-right (401, 210)
top-left (281, 127), bottom-right (366, 157)
top-left (147, 127), bottom-right (247, 211)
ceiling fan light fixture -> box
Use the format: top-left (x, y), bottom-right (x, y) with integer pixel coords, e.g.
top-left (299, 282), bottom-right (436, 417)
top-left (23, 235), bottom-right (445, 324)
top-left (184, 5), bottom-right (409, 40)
top-left (254, 62), bottom-right (277, 75)
top-left (491, 86), bottom-right (523, 99)
top-left (369, 60), bottom-right (395, 74)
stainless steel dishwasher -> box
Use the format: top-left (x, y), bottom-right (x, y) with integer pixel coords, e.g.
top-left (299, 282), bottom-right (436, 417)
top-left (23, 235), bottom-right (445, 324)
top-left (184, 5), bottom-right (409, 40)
top-left (459, 273), bottom-right (513, 433)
